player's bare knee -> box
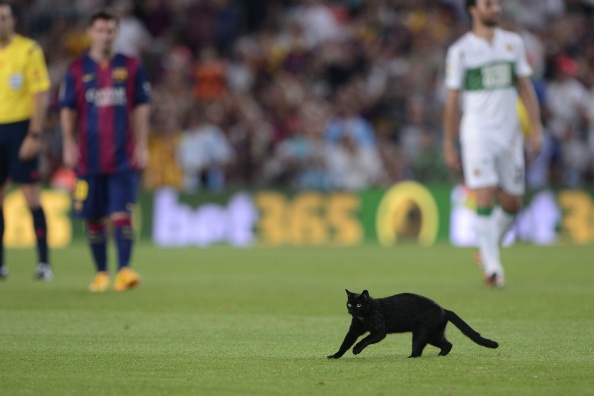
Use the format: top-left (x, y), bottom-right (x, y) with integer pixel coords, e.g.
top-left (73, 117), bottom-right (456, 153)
top-left (20, 184), bottom-right (42, 209)
top-left (498, 193), bottom-right (522, 213)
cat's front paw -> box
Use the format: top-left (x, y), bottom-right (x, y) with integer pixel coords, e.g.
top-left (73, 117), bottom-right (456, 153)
top-left (327, 353), bottom-right (341, 359)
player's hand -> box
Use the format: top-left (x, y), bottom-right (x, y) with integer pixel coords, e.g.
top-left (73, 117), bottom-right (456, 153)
top-left (19, 134), bottom-right (42, 161)
top-left (63, 137), bottom-right (80, 168)
top-left (526, 124), bottom-right (543, 163)
top-left (133, 143), bottom-right (149, 171)
top-left (444, 142), bottom-right (461, 173)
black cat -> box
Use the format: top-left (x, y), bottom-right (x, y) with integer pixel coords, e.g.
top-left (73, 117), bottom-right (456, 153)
top-left (328, 289), bottom-right (499, 359)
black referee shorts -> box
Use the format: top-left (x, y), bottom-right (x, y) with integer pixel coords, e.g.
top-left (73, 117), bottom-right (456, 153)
top-left (0, 119), bottom-right (40, 185)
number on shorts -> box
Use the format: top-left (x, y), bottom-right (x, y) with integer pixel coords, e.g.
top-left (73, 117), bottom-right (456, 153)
top-left (74, 179), bottom-right (89, 201)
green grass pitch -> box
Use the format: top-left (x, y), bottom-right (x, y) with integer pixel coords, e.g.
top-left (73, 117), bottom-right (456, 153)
top-left (1, 242), bottom-right (593, 395)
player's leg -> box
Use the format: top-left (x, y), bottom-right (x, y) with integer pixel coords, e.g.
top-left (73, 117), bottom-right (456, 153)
top-left (0, 183), bottom-right (6, 279)
top-left (86, 217), bottom-right (108, 273)
top-left (493, 192), bottom-right (522, 245)
top-left (108, 172), bottom-right (140, 291)
top-left (474, 187), bottom-right (504, 286)
top-left (86, 217), bottom-right (110, 292)
top-left (74, 175), bottom-right (110, 291)
top-left (461, 140), bottom-right (503, 286)
top-left (20, 183), bottom-right (52, 280)
top-left (494, 141), bottom-right (525, 245)
top-left (0, 126), bottom-right (10, 278)
top-left (108, 172), bottom-right (138, 271)
top-left (487, 140), bottom-right (526, 287)
top-left (10, 120), bottom-right (51, 280)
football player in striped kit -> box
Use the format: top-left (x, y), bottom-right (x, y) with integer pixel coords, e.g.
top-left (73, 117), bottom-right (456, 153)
top-left (60, 9), bottom-right (150, 292)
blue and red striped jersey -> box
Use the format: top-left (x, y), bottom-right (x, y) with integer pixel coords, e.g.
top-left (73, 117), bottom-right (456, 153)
top-left (59, 53), bottom-right (150, 176)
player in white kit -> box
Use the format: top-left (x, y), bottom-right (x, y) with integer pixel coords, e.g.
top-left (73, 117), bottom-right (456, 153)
top-left (443, 0), bottom-right (542, 287)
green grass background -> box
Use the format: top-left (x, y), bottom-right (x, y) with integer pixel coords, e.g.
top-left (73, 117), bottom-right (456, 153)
top-left (1, 242), bottom-right (593, 395)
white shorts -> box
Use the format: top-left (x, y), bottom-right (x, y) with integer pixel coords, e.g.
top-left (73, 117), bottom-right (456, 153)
top-left (461, 138), bottom-right (525, 195)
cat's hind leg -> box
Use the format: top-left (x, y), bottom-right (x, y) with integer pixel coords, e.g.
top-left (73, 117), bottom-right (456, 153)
top-left (429, 331), bottom-right (453, 356)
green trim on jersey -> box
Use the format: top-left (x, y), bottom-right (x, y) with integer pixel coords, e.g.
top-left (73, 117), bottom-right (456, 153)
top-left (464, 61), bottom-right (516, 91)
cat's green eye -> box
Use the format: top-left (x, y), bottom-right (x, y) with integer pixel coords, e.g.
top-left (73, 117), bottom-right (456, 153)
top-left (347, 304), bottom-right (352, 307)
top-left (357, 304), bottom-right (361, 307)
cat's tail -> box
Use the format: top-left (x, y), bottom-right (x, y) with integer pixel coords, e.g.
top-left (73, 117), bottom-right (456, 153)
top-left (445, 310), bottom-right (499, 349)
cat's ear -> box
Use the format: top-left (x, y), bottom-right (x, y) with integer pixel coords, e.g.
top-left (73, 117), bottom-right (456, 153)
top-left (345, 289), bottom-right (352, 296)
top-left (361, 290), bottom-right (369, 300)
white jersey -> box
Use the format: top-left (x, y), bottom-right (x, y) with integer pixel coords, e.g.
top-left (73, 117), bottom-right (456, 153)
top-left (445, 28), bottom-right (532, 148)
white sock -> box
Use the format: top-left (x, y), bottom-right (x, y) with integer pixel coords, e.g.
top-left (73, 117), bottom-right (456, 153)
top-left (475, 212), bottom-right (503, 277)
top-left (493, 206), bottom-right (515, 246)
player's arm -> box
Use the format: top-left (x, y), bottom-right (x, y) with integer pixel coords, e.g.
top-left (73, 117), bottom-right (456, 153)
top-left (132, 103), bottom-right (150, 170)
top-left (443, 88), bottom-right (462, 173)
top-left (516, 76), bottom-right (542, 159)
top-left (19, 90), bottom-right (49, 160)
top-left (60, 107), bottom-right (79, 168)
top-left (29, 91), bottom-right (49, 135)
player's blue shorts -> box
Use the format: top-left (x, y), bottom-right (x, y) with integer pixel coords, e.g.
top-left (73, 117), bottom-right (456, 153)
top-left (72, 172), bottom-right (139, 220)
top-left (0, 120), bottom-right (40, 185)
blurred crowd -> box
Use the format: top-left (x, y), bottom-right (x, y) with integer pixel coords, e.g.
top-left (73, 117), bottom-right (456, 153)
top-left (10, 0), bottom-right (594, 192)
